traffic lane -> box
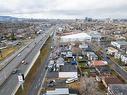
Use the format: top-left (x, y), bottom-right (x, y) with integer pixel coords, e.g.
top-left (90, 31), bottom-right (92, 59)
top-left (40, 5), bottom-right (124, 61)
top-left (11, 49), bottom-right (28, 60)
top-left (0, 27), bottom-right (52, 94)
top-left (28, 37), bottom-right (51, 95)
top-left (28, 56), bottom-right (50, 95)
top-left (0, 34), bottom-right (46, 95)
top-left (0, 74), bottom-right (18, 95)
top-left (0, 38), bottom-right (47, 95)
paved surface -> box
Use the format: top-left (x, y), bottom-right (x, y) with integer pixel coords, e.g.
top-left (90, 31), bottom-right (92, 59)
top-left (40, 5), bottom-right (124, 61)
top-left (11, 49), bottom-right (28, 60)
top-left (0, 26), bottom-right (55, 95)
top-left (28, 54), bottom-right (50, 95)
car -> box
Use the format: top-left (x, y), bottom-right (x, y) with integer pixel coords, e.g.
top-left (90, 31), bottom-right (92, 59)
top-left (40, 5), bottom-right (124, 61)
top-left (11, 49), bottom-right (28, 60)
top-left (17, 53), bottom-right (21, 56)
top-left (47, 80), bottom-right (56, 87)
top-left (65, 77), bottom-right (78, 84)
top-left (12, 69), bottom-right (19, 74)
top-left (21, 60), bottom-right (28, 65)
top-left (21, 60), bottom-right (25, 64)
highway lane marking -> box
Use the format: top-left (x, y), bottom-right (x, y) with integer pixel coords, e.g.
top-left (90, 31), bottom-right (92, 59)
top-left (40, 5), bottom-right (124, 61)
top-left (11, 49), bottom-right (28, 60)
top-left (37, 68), bottom-right (48, 95)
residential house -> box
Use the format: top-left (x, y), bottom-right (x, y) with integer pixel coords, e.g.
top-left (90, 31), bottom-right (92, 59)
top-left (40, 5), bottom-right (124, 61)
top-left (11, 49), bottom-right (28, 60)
top-left (90, 60), bottom-right (108, 67)
top-left (86, 52), bottom-right (98, 61)
top-left (107, 47), bottom-right (118, 56)
top-left (59, 62), bottom-right (78, 78)
top-left (111, 40), bottom-right (127, 49)
top-left (45, 88), bottom-right (77, 95)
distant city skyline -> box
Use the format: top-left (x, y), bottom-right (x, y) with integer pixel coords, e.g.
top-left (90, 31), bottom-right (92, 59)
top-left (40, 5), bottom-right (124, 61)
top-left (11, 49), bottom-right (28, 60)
top-left (0, 0), bottom-right (127, 19)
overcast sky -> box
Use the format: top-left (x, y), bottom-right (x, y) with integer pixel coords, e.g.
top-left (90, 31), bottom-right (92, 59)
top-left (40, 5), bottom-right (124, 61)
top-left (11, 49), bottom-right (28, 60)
top-left (0, 0), bottom-right (127, 19)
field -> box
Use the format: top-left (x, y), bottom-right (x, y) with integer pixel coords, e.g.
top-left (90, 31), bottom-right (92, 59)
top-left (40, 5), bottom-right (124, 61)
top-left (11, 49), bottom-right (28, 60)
top-left (0, 47), bottom-right (17, 61)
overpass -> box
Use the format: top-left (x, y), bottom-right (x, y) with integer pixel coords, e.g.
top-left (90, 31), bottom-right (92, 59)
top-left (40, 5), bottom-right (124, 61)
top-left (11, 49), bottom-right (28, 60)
top-left (0, 26), bottom-right (55, 95)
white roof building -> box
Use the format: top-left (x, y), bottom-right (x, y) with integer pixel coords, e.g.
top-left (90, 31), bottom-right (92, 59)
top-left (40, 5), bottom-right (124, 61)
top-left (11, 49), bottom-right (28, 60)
top-left (60, 33), bottom-right (91, 43)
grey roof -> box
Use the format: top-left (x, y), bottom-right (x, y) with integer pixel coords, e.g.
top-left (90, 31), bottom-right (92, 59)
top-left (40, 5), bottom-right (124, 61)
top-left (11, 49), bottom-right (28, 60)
top-left (115, 41), bottom-right (127, 46)
top-left (46, 88), bottom-right (69, 95)
top-left (87, 52), bottom-right (98, 58)
top-left (61, 63), bottom-right (77, 72)
top-left (109, 84), bottom-right (127, 95)
top-left (89, 31), bottom-right (101, 38)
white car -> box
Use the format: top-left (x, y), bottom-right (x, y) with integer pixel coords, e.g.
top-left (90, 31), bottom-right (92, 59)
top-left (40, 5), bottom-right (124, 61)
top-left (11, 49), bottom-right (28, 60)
top-left (65, 77), bottom-right (78, 84)
top-left (17, 53), bottom-right (21, 56)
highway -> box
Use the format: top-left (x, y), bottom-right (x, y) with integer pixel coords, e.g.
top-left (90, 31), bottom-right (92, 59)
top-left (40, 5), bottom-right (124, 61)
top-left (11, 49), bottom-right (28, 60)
top-left (0, 26), bottom-right (55, 95)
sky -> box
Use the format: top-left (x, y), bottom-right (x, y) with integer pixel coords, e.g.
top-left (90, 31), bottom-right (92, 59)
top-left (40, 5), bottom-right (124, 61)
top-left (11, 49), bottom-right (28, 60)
top-left (0, 0), bottom-right (127, 19)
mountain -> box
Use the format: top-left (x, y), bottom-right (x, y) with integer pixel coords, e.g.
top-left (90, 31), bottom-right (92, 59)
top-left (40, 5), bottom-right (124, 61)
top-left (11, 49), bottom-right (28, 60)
top-left (0, 16), bottom-right (18, 22)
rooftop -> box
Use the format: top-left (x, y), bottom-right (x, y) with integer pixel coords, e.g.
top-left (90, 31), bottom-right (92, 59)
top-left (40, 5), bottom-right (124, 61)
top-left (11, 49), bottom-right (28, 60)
top-left (109, 84), bottom-right (127, 95)
top-left (87, 52), bottom-right (98, 57)
top-left (91, 60), bottom-right (108, 67)
top-left (113, 40), bottom-right (127, 45)
top-left (46, 88), bottom-right (69, 95)
top-left (61, 62), bottom-right (77, 72)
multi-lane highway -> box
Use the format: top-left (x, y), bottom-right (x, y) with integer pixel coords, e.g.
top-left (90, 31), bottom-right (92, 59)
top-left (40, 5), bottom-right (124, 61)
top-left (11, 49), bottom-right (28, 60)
top-left (0, 26), bottom-right (55, 95)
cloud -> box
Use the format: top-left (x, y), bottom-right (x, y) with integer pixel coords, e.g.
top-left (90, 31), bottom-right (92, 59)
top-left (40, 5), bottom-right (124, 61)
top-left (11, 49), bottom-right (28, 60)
top-left (0, 0), bottom-right (127, 18)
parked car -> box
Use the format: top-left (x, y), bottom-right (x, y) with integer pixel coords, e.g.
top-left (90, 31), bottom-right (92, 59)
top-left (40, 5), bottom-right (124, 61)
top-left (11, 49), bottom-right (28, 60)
top-left (17, 53), bottom-right (21, 57)
top-left (65, 77), bottom-right (78, 84)
top-left (12, 69), bottom-right (19, 74)
top-left (21, 60), bottom-right (28, 65)
top-left (47, 80), bottom-right (56, 87)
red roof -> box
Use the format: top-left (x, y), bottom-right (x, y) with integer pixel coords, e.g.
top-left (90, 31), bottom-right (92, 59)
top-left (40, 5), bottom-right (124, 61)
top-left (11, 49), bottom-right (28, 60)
top-left (91, 61), bottom-right (108, 67)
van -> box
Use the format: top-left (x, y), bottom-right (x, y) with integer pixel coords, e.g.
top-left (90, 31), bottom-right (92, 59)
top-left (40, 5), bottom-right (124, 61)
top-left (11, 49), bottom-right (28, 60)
top-left (65, 77), bottom-right (78, 84)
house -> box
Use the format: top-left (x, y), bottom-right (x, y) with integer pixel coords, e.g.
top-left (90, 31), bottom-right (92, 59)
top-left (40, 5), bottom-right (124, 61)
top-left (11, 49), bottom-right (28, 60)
top-left (111, 40), bottom-right (127, 49)
top-left (90, 60), bottom-right (108, 67)
top-left (86, 52), bottom-right (98, 61)
top-left (107, 47), bottom-right (118, 56)
top-left (45, 88), bottom-right (77, 95)
top-left (45, 88), bottom-right (69, 95)
top-left (121, 55), bottom-right (127, 64)
top-left (88, 31), bottom-right (102, 41)
top-left (102, 76), bottom-right (123, 88)
top-left (59, 62), bottom-right (78, 78)
top-left (108, 84), bottom-right (127, 95)
top-left (114, 52), bottom-right (121, 59)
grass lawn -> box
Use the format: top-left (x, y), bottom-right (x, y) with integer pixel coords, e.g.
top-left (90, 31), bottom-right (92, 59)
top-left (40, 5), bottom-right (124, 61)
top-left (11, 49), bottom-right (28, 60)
top-left (0, 47), bottom-right (17, 61)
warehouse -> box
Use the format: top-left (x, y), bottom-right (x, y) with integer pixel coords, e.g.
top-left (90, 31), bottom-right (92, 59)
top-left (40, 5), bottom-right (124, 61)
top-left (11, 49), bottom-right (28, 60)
top-left (60, 33), bottom-right (91, 43)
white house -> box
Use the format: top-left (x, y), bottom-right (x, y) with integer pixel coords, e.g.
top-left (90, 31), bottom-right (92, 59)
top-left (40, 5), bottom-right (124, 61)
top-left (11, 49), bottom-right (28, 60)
top-left (107, 47), bottom-right (118, 55)
top-left (111, 40), bottom-right (127, 49)
top-left (86, 52), bottom-right (98, 60)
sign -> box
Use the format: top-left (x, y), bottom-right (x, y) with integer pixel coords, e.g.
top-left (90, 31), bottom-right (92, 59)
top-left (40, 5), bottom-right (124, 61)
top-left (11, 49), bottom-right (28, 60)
top-left (18, 75), bottom-right (23, 82)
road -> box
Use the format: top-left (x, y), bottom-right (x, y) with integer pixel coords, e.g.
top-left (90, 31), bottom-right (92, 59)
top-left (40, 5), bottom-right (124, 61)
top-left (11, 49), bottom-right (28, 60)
top-left (0, 26), bottom-right (55, 95)
top-left (28, 31), bottom-right (54, 95)
top-left (28, 54), bottom-right (50, 95)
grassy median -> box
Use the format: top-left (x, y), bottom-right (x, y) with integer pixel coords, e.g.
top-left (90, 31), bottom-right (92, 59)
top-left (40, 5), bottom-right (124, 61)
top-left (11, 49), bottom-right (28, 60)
top-left (0, 47), bottom-right (17, 61)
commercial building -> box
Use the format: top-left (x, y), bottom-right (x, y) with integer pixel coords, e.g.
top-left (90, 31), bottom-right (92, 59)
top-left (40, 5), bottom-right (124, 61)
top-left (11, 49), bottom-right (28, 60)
top-left (60, 33), bottom-right (91, 43)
